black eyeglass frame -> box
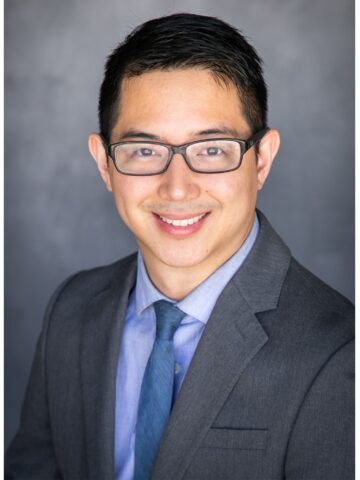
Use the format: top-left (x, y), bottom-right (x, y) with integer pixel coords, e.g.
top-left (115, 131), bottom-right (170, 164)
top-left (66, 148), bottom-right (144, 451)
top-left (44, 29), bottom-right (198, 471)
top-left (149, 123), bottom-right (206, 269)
top-left (102, 127), bottom-right (269, 176)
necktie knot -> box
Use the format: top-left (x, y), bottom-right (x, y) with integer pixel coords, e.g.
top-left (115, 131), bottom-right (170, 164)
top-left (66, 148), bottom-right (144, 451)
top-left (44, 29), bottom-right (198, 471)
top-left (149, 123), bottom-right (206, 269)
top-left (153, 300), bottom-right (185, 340)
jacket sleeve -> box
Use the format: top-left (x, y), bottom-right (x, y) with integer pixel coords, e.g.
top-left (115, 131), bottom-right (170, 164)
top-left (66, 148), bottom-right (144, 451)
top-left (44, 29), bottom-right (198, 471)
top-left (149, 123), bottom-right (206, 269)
top-left (5, 277), bottom-right (76, 480)
top-left (284, 338), bottom-right (355, 480)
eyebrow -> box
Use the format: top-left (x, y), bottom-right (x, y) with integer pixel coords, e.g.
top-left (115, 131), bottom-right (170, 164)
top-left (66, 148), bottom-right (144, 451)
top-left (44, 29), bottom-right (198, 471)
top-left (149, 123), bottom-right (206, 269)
top-left (117, 126), bottom-right (244, 142)
top-left (119, 129), bottom-right (160, 140)
top-left (196, 127), bottom-right (242, 138)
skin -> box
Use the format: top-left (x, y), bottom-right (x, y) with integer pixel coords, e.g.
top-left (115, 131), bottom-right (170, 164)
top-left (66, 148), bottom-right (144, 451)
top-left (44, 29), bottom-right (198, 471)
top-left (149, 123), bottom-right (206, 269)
top-left (89, 69), bottom-right (280, 300)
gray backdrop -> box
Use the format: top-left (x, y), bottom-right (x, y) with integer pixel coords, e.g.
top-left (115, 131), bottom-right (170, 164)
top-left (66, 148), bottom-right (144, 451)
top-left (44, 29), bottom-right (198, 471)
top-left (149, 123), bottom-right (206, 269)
top-left (5, 0), bottom-right (354, 448)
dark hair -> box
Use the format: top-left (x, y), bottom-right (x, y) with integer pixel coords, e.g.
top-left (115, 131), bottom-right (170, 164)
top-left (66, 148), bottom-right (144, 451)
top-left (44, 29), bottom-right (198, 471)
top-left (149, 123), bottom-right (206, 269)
top-left (99, 13), bottom-right (267, 142)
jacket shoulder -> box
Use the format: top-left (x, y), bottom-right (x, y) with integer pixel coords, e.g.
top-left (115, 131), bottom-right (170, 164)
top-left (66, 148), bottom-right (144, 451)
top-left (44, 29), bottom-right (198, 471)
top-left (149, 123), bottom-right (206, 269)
top-left (290, 257), bottom-right (353, 313)
top-left (46, 253), bottom-right (138, 315)
top-left (279, 257), bottom-right (354, 342)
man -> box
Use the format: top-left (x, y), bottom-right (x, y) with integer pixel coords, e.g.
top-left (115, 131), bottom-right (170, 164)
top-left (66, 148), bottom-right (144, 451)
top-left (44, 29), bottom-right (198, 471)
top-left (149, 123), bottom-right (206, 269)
top-left (6, 12), bottom-right (354, 480)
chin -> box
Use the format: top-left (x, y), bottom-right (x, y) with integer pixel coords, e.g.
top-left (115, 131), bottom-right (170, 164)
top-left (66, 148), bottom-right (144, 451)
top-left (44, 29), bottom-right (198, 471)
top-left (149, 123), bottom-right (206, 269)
top-left (154, 246), bottom-right (210, 270)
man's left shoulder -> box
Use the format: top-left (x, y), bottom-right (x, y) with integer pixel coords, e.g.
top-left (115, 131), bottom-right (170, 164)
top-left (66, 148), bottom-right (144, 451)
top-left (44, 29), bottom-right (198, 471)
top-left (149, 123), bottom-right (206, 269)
top-left (287, 257), bottom-right (353, 312)
top-left (280, 256), bottom-right (354, 341)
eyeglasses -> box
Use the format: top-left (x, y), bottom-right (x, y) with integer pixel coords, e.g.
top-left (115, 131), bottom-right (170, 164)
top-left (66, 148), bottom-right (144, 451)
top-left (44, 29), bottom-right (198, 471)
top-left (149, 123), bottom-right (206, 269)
top-left (103, 128), bottom-right (269, 176)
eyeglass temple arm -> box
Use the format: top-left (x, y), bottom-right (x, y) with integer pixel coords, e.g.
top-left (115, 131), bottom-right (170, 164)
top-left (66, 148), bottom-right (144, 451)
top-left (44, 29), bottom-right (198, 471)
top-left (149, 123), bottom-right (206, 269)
top-left (246, 127), bottom-right (270, 149)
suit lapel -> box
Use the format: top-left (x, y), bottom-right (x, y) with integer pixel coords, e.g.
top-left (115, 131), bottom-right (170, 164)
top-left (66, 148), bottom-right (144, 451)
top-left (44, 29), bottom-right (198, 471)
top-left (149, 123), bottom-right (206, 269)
top-left (152, 210), bottom-right (292, 480)
top-left (80, 255), bottom-right (137, 480)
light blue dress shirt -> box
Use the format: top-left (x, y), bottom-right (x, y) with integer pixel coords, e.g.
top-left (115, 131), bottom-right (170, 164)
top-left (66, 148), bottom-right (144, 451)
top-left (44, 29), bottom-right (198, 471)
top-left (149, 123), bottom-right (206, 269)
top-left (115, 214), bottom-right (259, 480)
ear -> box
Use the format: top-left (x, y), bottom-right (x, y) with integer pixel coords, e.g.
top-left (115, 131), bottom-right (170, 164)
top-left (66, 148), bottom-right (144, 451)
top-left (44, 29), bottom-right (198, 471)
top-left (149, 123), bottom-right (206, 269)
top-left (256, 128), bottom-right (280, 190)
top-left (88, 133), bottom-right (113, 192)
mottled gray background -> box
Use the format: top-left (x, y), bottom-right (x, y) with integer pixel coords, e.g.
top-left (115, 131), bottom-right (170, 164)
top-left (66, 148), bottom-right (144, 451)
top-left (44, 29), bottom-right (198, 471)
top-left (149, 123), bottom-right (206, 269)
top-left (5, 0), bottom-right (354, 448)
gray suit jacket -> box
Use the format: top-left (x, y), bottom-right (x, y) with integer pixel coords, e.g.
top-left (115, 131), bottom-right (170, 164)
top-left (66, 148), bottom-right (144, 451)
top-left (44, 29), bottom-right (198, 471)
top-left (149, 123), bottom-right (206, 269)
top-left (6, 211), bottom-right (354, 480)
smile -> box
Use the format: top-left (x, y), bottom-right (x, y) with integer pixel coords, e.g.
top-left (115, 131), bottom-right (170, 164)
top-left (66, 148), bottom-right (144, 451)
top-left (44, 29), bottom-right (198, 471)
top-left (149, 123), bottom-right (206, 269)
top-left (158, 213), bottom-right (207, 226)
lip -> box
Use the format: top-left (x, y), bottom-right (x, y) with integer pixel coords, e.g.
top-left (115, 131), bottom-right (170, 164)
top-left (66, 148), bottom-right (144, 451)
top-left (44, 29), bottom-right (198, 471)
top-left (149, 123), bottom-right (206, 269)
top-left (153, 212), bottom-right (208, 220)
top-left (152, 211), bottom-right (210, 236)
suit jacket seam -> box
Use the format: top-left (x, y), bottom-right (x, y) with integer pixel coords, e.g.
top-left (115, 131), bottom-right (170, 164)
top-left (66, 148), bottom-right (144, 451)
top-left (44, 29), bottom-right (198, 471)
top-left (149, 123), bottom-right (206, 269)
top-left (282, 336), bottom-right (354, 477)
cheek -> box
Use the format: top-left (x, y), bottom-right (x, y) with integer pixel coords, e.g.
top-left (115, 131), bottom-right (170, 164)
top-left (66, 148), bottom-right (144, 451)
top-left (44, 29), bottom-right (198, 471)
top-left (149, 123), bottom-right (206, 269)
top-left (205, 169), bottom-right (257, 205)
top-left (110, 176), bottom-right (155, 220)
top-left (230, 160), bottom-right (259, 204)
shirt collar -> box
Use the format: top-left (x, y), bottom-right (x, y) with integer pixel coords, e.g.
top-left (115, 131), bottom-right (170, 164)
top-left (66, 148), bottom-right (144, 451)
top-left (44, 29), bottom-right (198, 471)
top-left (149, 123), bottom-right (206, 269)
top-left (135, 213), bottom-right (259, 323)
top-left (135, 255), bottom-right (172, 316)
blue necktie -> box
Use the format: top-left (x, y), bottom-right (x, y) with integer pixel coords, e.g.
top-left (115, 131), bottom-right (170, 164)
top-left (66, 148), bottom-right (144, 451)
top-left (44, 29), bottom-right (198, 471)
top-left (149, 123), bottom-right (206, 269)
top-left (134, 300), bottom-right (185, 480)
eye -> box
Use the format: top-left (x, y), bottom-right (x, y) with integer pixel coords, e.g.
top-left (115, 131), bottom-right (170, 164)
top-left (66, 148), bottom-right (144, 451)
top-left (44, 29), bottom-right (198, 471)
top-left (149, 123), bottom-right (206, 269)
top-left (134, 148), bottom-right (155, 157)
top-left (204, 147), bottom-right (223, 156)
top-left (198, 146), bottom-right (225, 157)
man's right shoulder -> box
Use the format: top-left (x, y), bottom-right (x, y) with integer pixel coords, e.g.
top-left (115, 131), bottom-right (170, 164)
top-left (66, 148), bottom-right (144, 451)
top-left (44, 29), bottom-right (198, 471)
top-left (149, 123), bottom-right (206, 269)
top-left (45, 252), bottom-right (138, 318)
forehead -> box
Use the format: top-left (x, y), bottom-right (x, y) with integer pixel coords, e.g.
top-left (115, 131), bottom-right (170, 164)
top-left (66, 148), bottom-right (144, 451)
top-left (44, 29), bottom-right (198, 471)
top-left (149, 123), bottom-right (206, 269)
top-left (111, 69), bottom-right (251, 141)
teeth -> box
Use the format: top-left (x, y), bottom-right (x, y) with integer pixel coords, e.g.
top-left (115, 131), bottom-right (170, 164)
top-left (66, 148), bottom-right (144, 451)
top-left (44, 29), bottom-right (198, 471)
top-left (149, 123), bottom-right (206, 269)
top-left (159, 213), bottom-right (206, 226)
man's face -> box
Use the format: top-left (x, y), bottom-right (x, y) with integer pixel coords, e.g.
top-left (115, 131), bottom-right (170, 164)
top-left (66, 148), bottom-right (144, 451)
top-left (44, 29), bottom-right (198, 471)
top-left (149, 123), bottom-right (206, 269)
top-left (90, 69), bottom-right (278, 281)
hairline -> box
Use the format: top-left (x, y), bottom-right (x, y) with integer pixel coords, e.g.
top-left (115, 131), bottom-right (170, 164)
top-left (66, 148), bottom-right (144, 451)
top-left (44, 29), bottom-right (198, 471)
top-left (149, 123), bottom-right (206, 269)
top-left (106, 65), bottom-right (256, 142)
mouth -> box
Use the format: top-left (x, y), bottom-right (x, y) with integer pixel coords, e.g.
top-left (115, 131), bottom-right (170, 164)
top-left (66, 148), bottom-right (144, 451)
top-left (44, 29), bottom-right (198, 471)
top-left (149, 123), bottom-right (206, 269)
top-left (157, 212), bottom-right (208, 226)
top-left (152, 211), bottom-right (210, 235)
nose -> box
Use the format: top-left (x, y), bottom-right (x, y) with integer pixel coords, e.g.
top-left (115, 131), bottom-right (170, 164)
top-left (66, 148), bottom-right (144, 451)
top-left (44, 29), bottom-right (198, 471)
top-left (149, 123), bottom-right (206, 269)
top-left (157, 152), bottom-right (201, 202)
